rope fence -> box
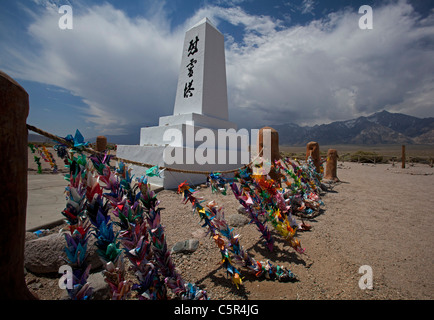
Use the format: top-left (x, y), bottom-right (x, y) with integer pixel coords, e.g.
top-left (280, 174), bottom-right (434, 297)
top-left (26, 124), bottom-right (260, 175)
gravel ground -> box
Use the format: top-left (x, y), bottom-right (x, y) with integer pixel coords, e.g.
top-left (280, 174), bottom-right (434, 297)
top-left (25, 158), bottom-right (434, 300)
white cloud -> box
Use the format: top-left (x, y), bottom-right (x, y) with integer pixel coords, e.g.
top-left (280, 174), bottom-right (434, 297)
top-left (301, 0), bottom-right (315, 15)
top-left (4, 2), bottom-right (185, 135)
top-left (223, 1), bottom-right (434, 126)
top-left (2, 0), bottom-right (434, 137)
top-left (184, 5), bottom-right (283, 46)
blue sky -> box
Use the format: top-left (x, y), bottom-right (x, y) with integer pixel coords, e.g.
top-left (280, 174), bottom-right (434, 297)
top-left (1, 0), bottom-right (434, 141)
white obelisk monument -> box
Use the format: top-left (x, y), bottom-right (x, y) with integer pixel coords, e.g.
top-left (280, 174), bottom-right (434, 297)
top-left (117, 18), bottom-right (247, 189)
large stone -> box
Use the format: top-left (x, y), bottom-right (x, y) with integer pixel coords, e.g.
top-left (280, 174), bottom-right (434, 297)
top-left (24, 232), bottom-right (103, 274)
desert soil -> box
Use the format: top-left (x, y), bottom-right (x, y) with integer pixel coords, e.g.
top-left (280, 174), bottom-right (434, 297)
top-left (25, 147), bottom-right (434, 300)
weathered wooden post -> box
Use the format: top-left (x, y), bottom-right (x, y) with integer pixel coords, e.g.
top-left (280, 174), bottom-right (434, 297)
top-left (324, 149), bottom-right (339, 182)
top-left (257, 126), bottom-right (280, 183)
top-left (306, 141), bottom-right (321, 173)
top-left (96, 135), bottom-right (107, 152)
top-left (402, 145), bottom-right (406, 169)
top-left (0, 71), bottom-right (36, 299)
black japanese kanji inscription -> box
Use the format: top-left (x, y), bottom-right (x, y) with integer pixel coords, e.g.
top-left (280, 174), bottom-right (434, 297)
top-left (187, 36), bottom-right (199, 56)
top-left (184, 80), bottom-right (194, 98)
top-left (186, 58), bottom-right (197, 77)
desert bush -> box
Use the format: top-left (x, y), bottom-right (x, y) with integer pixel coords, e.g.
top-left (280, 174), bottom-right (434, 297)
top-left (408, 156), bottom-right (432, 165)
top-left (350, 151), bottom-right (385, 163)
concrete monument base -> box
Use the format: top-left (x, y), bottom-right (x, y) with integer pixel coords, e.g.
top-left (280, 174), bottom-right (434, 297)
top-left (116, 143), bottom-right (244, 189)
top-left (159, 112), bottom-right (236, 131)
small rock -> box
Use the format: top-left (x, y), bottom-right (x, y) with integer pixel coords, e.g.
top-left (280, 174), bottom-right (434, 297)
top-left (25, 231), bottom-right (39, 242)
top-left (32, 229), bottom-right (50, 237)
top-left (88, 272), bottom-right (110, 300)
top-left (237, 204), bottom-right (247, 215)
top-left (191, 228), bottom-right (207, 238)
top-left (227, 214), bottom-right (250, 227)
top-left (28, 281), bottom-right (43, 290)
top-left (171, 239), bottom-right (200, 254)
top-left (60, 271), bottom-right (111, 300)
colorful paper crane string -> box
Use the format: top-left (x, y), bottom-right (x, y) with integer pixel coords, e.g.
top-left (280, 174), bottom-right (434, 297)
top-left (53, 128), bottom-right (329, 298)
top-left (57, 130), bottom-right (207, 300)
top-left (178, 182), bottom-right (296, 288)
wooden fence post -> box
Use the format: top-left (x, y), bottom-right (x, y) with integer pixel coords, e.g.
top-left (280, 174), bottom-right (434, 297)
top-left (306, 141), bottom-right (321, 173)
top-left (324, 149), bottom-right (339, 181)
top-left (0, 71), bottom-right (36, 299)
top-left (96, 135), bottom-right (107, 152)
top-left (402, 145), bottom-right (406, 169)
top-left (257, 127), bottom-right (280, 183)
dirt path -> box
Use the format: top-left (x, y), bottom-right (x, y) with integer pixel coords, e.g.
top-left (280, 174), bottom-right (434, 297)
top-left (310, 162), bottom-right (434, 299)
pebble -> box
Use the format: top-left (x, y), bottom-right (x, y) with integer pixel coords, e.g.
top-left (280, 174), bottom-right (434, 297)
top-left (227, 214), bottom-right (250, 227)
top-left (237, 204), bottom-right (247, 215)
top-left (171, 239), bottom-right (200, 254)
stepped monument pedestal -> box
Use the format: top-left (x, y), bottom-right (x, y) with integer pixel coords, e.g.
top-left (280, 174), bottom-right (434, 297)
top-left (117, 18), bottom-right (248, 189)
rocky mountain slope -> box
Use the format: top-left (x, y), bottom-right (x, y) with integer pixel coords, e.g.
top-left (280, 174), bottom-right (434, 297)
top-left (272, 110), bottom-right (434, 146)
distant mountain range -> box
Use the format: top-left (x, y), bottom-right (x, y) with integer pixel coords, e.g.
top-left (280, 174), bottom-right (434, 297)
top-left (28, 133), bottom-right (55, 143)
top-left (88, 133), bottom-right (140, 145)
top-left (271, 110), bottom-right (434, 146)
top-left (28, 132), bottom-right (140, 145)
top-left (29, 110), bottom-right (434, 146)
